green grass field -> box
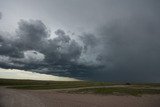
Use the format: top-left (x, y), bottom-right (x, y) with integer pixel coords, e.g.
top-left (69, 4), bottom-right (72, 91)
top-left (0, 79), bottom-right (113, 90)
top-left (69, 87), bottom-right (160, 96)
top-left (0, 79), bottom-right (160, 96)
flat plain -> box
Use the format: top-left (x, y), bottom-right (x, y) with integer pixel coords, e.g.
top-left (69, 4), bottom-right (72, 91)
top-left (0, 79), bottom-right (160, 107)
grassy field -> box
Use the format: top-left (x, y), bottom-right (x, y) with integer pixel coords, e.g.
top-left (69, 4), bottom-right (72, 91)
top-left (0, 79), bottom-right (113, 90)
top-left (69, 87), bottom-right (160, 96)
top-left (0, 79), bottom-right (160, 96)
top-left (68, 83), bottom-right (160, 96)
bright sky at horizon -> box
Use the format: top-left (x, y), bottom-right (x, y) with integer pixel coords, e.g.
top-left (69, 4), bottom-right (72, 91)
top-left (0, 68), bottom-right (79, 81)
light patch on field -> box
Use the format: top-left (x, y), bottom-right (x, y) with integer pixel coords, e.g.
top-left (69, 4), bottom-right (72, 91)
top-left (0, 68), bottom-right (79, 81)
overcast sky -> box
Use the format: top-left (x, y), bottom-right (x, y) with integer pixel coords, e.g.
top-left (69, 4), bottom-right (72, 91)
top-left (0, 0), bottom-right (160, 82)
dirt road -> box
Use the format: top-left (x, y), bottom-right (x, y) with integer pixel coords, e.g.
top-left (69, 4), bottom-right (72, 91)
top-left (0, 87), bottom-right (160, 107)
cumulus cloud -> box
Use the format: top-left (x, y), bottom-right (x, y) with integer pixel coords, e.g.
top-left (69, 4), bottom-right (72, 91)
top-left (15, 19), bottom-right (49, 50)
top-left (0, 20), bottom-right (85, 78)
top-left (0, 33), bottom-right (23, 58)
top-left (42, 29), bottom-right (82, 65)
top-left (55, 29), bottom-right (70, 43)
top-left (17, 50), bottom-right (45, 63)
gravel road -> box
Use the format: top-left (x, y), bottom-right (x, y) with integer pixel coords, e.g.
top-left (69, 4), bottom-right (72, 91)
top-left (0, 87), bottom-right (160, 107)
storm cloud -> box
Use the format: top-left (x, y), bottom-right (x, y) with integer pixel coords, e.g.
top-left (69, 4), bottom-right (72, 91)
top-left (0, 19), bottom-right (88, 78)
top-left (93, 16), bottom-right (160, 82)
top-left (0, 0), bottom-right (160, 82)
top-left (0, 12), bottom-right (2, 19)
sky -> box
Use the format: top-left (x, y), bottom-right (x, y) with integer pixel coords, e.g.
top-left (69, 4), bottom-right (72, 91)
top-left (0, 68), bottom-right (78, 81)
top-left (0, 0), bottom-right (160, 82)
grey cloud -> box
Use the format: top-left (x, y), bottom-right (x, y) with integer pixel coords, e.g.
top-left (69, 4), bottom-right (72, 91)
top-left (0, 20), bottom-right (85, 78)
top-left (0, 55), bottom-right (24, 68)
top-left (1, 17), bottom-right (160, 82)
top-left (92, 15), bottom-right (160, 82)
top-left (78, 33), bottom-right (103, 66)
top-left (0, 12), bottom-right (2, 19)
top-left (0, 20), bottom-right (49, 59)
top-left (44, 29), bottom-right (82, 65)
top-left (16, 50), bottom-right (45, 64)
top-left (55, 29), bottom-right (70, 43)
top-left (80, 33), bottom-right (98, 51)
top-left (15, 19), bottom-right (49, 50)
top-left (0, 55), bottom-right (12, 65)
top-left (0, 33), bottom-right (23, 58)
top-left (1, 0), bottom-right (160, 82)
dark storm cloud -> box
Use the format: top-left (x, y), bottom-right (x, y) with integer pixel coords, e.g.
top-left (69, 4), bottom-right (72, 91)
top-left (1, 17), bottom-right (160, 82)
top-left (15, 19), bottom-right (49, 51)
top-left (0, 12), bottom-right (2, 20)
top-left (0, 19), bottom-right (85, 78)
top-left (77, 0), bottom-right (160, 82)
top-left (0, 33), bottom-right (23, 58)
top-left (1, 0), bottom-right (160, 82)
top-left (0, 12), bottom-right (2, 19)
top-left (80, 33), bottom-right (98, 52)
top-left (90, 15), bottom-right (160, 82)
top-left (44, 29), bottom-right (82, 65)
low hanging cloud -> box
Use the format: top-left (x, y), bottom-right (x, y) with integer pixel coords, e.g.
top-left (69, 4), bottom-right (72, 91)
top-left (0, 19), bottom-right (89, 79)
